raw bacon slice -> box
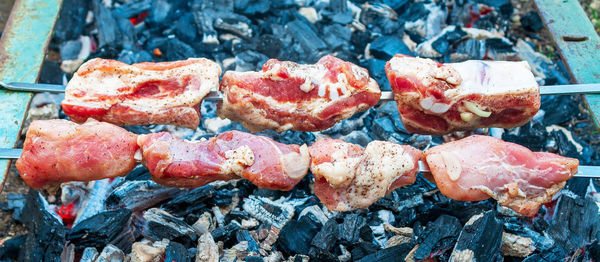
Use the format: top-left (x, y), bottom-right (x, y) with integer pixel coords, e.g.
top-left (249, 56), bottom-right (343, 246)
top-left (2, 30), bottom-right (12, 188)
top-left (137, 131), bottom-right (310, 190)
top-left (218, 55), bottom-right (381, 132)
top-left (309, 138), bottom-right (421, 211)
top-left (385, 55), bottom-right (540, 135)
top-left (423, 135), bottom-right (578, 216)
top-left (62, 58), bottom-right (221, 129)
top-left (16, 119), bottom-right (139, 189)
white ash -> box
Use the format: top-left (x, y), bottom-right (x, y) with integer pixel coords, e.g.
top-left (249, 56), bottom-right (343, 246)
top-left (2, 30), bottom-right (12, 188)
top-left (196, 233), bottom-right (219, 262)
top-left (500, 232), bottom-right (536, 257)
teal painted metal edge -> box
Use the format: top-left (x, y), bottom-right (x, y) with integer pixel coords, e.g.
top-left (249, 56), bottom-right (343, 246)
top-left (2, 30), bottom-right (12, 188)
top-left (0, 0), bottom-right (63, 193)
top-left (533, 0), bottom-right (600, 128)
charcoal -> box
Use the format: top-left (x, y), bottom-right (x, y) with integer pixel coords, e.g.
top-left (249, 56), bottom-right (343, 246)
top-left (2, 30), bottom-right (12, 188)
top-left (130, 239), bottom-right (169, 262)
top-left (548, 195), bottom-right (600, 254)
top-left (234, 0), bottom-right (270, 15)
top-left (414, 215), bottom-right (462, 260)
top-left (73, 179), bottom-right (114, 226)
top-left (52, 0), bottom-right (89, 43)
top-left (548, 127), bottom-right (585, 159)
top-left (369, 35), bottom-right (413, 60)
top-left (235, 50), bottom-right (269, 71)
top-left (117, 49), bottom-right (153, 64)
top-left (322, 24), bottom-right (352, 49)
top-left (106, 180), bottom-right (181, 212)
top-left (502, 122), bottom-right (547, 151)
top-left (164, 241), bottom-right (191, 262)
top-left (478, 0), bottom-right (513, 17)
top-left (115, 15), bottom-right (137, 50)
top-left (371, 116), bottom-right (396, 140)
top-left (324, 0), bottom-right (353, 24)
top-left (0, 193), bottom-right (26, 222)
top-left (20, 190), bottom-right (66, 262)
top-left (197, 232), bottom-right (220, 261)
top-left (213, 13), bottom-right (254, 39)
top-left (450, 211), bottom-right (502, 261)
top-left (277, 213), bottom-right (323, 255)
top-left (0, 235), bottom-right (25, 260)
top-left (356, 243), bottom-right (413, 262)
top-left (500, 232), bottom-right (536, 257)
top-left (67, 209), bottom-right (132, 249)
top-left (163, 38), bottom-right (198, 61)
top-left (91, 0), bottom-right (122, 48)
top-left (452, 39), bottom-right (483, 61)
top-left (521, 11), bottom-right (543, 32)
top-left (237, 230), bottom-right (260, 253)
top-left (211, 222), bottom-right (241, 242)
top-left (60, 40), bottom-right (83, 60)
top-left (541, 95), bottom-right (578, 125)
top-left (39, 61), bottom-right (64, 85)
top-left (95, 244), bottom-right (124, 262)
top-left (339, 213), bottom-right (369, 244)
top-left (146, 0), bottom-right (187, 27)
top-left (225, 210), bottom-right (251, 224)
top-left (365, 59), bottom-right (391, 91)
top-left (142, 208), bottom-right (198, 246)
top-left (246, 256), bottom-right (264, 262)
top-left (242, 195), bottom-right (295, 229)
top-left (340, 130), bottom-right (372, 147)
top-left (351, 241), bottom-right (380, 260)
top-left (255, 35), bottom-right (283, 58)
top-left (175, 13), bottom-right (198, 44)
top-left (113, 0), bottom-right (152, 18)
top-left (351, 30), bottom-right (372, 53)
top-left (311, 218), bottom-right (339, 251)
top-left (161, 185), bottom-right (216, 217)
top-left (285, 20), bottom-right (327, 58)
top-left (80, 247), bottom-right (99, 262)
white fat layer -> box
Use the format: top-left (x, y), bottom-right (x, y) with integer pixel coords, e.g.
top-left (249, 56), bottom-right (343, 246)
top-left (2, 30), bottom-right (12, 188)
top-left (63, 58), bottom-right (221, 113)
top-left (280, 144), bottom-right (311, 179)
top-left (313, 143), bottom-right (362, 188)
top-left (221, 145), bottom-right (255, 176)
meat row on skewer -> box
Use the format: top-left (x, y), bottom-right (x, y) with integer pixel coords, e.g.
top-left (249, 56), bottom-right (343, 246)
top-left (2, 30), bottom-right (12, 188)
top-left (59, 54), bottom-right (540, 135)
top-left (16, 119), bottom-right (578, 217)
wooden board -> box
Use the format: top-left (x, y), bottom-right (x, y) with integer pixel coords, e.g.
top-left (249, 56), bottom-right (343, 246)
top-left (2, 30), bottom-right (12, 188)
top-left (534, 0), bottom-right (600, 127)
top-left (0, 0), bottom-right (63, 193)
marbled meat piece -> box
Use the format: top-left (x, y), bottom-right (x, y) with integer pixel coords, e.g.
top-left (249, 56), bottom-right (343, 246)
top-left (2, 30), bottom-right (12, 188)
top-left (423, 135), bottom-right (578, 216)
top-left (16, 119), bottom-right (139, 189)
top-left (218, 55), bottom-right (381, 132)
top-left (137, 131), bottom-right (310, 190)
top-left (385, 55), bottom-right (540, 135)
top-left (309, 138), bottom-right (421, 211)
top-left (62, 58), bottom-right (221, 129)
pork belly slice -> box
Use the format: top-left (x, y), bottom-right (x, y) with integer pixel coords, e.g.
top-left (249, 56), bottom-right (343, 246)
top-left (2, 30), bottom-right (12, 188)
top-left (137, 131), bottom-right (310, 190)
top-left (385, 55), bottom-right (541, 135)
top-left (309, 138), bottom-right (421, 211)
top-left (62, 58), bottom-right (221, 129)
top-left (16, 119), bottom-right (139, 189)
top-left (218, 55), bottom-right (381, 132)
top-left (423, 135), bottom-right (578, 216)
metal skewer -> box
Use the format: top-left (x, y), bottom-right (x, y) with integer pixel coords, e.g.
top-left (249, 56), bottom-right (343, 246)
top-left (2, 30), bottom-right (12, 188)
top-left (2, 81), bottom-right (600, 101)
top-left (1, 148), bottom-right (598, 178)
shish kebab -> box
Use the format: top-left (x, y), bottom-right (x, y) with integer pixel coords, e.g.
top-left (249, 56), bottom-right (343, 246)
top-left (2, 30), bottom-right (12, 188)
top-left (0, 55), bottom-right (599, 134)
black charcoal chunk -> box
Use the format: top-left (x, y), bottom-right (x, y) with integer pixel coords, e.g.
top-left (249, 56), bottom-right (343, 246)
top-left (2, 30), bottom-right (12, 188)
top-left (414, 215), bottom-right (462, 260)
top-left (67, 209), bottom-right (132, 249)
top-left (113, 0), bottom-right (152, 18)
top-left (246, 256), bottom-right (264, 262)
top-left (323, 24), bottom-right (352, 49)
top-left (161, 185), bottom-right (216, 217)
top-left (91, 0), bottom-right (122, 48)
top-left (371, 116), bottom-right (396, 140)
top-left (235, 50), bottom-right (269, 71)
top-left (52, 0), bottom-right (89, 43)
top-left (521, 11), bottom-right (543, 31)
top-left (162, 38), bottom-right (198, 61)
top-left (0, 235), bottom-right (25, 260)
top-left (502, 122), bottom-right (547, 151)
top-left (234, 0), bottom-right (270, 15)
top-left (356, 243), bottom-right (414, 262)
top-left (365, 59), bottom-right (391, 91)
top-left (478, 0), bottom-right (513, 17)
top-left (146, 0), bottom-right (187, 27)
top-left (175, 13), bottom-right (197, 44)
top-left (142, 208), bottom-right (198, 246)
top-left (242, 195), bottom-right (295, 229)
top-left (277, 213), bottom-right (323, 255)
top-left (211, 222), bottom-right (241, 242)
top-left (164, 241), bottom-right (191, 262)
top-left (351, 241), bottom-right (380, 260)
top-left (106, 180), bottom-right (181, 212)
top-left (0, 193), bottom-right (26, 222)
top-left (326, 0), bottom-right (353, 24)
top-left (548, 195), bottom-right (600, 254)
top-left (450, 211), bottom-right (502, 261)
top-left (311, 218), bottom-right (339, 251)
top-left (20, 190), bottom-right (66, 262)
top-left (369, 36), bottom-right (413, 60)
top-left (339, 213), bottom-right (369, 244)
top-left (60, 40), bottom-right (83, 60)
top-left (236, 230), bottom-right (260, 253)
top-left (39, 61), bottom-right (65, 85)
top-left (541, 95), bottom-right (579, 125)
top-left (285, 20), bottom-right (327, 57)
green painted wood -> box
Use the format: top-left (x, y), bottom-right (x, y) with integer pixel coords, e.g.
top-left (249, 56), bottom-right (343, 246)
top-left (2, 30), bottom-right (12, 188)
top-left (533, 0), bottom-right (600, 128)
top-left (0, 0), bottom-right (63, 192)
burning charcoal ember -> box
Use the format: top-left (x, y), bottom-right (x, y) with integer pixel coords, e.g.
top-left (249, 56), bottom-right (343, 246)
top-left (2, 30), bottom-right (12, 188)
top-left (242, 196), bottom-right (296, 229)
top-left (414, 215), bottom-right (461, 260)
top-left (277, 212), bottom-right (323, 255)
top-left (548, 195), bottom-right (600, 254)
top-left (164, 241), bottom-right (192, 262)
top-left (105, 180), bottom-right (181, 212)
top-left (197, 233), bottom-right (219, 262)
top-left (211, 222), bottom-right (241, 242)
top-left (142, 208), bottom-right (198, 246)
top-left (449, 211), bottom-right (502, 261)
top-left (161, 185), bottom-right (216, 217)
top-left (129, 239), bottom-right (169, 262)
top-left (67, 209), bottom-right (132, 249)
top-left (500, 232), bottom-right (535, 257)
top-left (96, 244), bottom-right (125, 262)
top-left (0, 193), bottom-right (26, 222)
top-left (356, 243), bottom-right (414, 262)
top-left (0, 235), bottom-right (25, 261)
top-left (20, 190), bottom-right (66, 262)
top-left (80, 247), bottom-right (99, 262)
top-left (369, 36), bottom-right (413, 60)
